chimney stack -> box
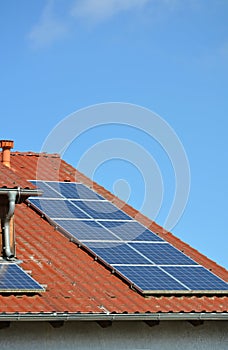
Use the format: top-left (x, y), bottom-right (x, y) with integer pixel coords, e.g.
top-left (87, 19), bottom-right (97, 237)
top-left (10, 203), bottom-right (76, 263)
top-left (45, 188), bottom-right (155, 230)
top-left (0, 140), bottom-right (14, 168)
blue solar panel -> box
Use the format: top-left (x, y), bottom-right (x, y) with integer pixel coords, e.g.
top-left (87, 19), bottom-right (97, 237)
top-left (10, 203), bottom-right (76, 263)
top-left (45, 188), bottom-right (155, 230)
top-left (46, 182), bottom-right (104, 200)
top-left (99, 221), bottom-right (163, 241)
top-left (71, 200), bottom-right (133, 220)
top-left (115, 265), bottom-right (187, 291)
top-left (55, 219), bottom-right (121, 241)
top-left (0, 263), bottom-right (44, 292)
top-left (29, 198), bottom-right (90, 219)
top-left (163, 266), bottom-right (228, 290)
top-left (28, 180), bottom-right (228, 293)
top-left (30, 181), bottom-right (61, 198)
top-left (129, 243), bottom-right (197, 265)
top-left (85, 242), bottom-right (151, 265)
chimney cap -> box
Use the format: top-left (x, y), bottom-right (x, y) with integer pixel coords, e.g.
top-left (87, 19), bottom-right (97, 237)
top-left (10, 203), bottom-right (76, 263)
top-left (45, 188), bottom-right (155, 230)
top-left (0, 140), bottom-right (14, 149)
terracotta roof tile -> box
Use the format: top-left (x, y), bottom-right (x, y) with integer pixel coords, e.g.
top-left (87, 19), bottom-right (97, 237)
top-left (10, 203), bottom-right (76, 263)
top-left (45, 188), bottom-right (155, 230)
top-left (0, 162), bottom-right (34, 189)
top-left (0, 152), bottom-right (227, 315)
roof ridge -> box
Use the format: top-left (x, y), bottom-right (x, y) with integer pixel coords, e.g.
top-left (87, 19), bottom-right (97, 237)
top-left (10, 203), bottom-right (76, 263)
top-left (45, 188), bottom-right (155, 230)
top-left (10, 151), bottom-right (60, 158)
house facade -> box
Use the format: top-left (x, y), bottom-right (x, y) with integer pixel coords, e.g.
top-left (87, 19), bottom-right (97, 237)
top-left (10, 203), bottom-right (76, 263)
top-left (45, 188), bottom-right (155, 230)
top-left (1, 320), bottom-right (228, 350)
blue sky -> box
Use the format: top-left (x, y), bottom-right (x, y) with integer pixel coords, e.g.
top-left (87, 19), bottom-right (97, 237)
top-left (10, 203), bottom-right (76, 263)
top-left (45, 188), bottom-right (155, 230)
top-left (0, 0), bottom-right (228, 268)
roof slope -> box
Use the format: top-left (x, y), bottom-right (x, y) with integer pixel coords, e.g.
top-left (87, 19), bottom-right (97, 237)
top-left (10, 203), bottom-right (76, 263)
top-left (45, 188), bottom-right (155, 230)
top-left (0, 152), bottom-right (227, 316)
top-left (0, 162), bottom-right (34, 189)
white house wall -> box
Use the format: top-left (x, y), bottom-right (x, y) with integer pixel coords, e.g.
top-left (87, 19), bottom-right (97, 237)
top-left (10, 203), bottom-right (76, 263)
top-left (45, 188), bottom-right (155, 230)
top-left (0, 321), bottom-right (228, 350)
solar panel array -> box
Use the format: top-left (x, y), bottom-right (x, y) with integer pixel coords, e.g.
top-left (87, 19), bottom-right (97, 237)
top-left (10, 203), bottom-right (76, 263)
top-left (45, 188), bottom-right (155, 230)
top-left (0, 263), bottom-right (44, 293)
top-left (29, 180), bottom-right (228, 294)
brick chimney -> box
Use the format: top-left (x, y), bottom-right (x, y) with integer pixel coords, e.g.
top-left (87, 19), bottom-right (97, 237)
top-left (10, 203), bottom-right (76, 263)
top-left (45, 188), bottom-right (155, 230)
top-left (0, 140), bottom-right (14, 168)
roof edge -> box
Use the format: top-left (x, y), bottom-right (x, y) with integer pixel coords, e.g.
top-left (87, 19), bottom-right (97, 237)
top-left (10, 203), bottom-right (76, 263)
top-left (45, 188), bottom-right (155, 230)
top-left (0, 312), bottom-right (227, 322)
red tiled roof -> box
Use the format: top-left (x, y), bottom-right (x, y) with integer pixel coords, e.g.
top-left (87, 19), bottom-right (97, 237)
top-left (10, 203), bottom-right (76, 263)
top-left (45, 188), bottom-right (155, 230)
top-left (0, 162), bottom-right (34, 189)
top-left (0, 152), bottom-right (227, 316)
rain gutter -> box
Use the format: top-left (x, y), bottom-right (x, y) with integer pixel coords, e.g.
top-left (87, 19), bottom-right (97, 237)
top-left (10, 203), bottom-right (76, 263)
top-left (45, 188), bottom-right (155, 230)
top-left (0, 312), bottom-right (227, 322)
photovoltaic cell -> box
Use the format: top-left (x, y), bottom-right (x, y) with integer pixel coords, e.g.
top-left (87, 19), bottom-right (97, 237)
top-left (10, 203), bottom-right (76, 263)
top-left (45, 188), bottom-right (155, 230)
top-left (115, 265), bottom-right (187, 291)
top-left (0, 263), bottom-right (44, 292)
top-left (46, 182), bottom-right (104, 200)
top-left (54, 219), bottom-right (121, 241)
top-left (99, 221), bottom-right (163, 241)
top-left (85, 242), bottom-right (151, 265)
top-left (129, 243), bottom-right (197, 265)
top-left (163, 266), bottom-right (228, 290)
top-left (29, 198), bottom-right (90, 219)
top-left (71, 200), bottom-right (133, 220)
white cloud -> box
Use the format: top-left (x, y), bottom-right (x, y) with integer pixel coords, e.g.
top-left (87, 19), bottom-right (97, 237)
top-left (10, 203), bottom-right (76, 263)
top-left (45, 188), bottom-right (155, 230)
top-left (71, 0), bottom-right (150, 22)
top-left (28, 0), bottom-right (181, 48)
top-left (28, 0), bottom-right (68, 49)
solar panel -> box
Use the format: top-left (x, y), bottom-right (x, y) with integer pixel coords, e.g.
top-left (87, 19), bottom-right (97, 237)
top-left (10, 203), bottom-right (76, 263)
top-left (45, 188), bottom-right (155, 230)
top-left (99, 221), bottom-right (163, 241)
top-left (85, 242), bottom-right (152, 265)
top-left (46, 181), bottom-right (104, 200)
top-left (163, 266), bottom-right (228, 291)
top-left (55, 219), bottom-right (121, 241)
top-left (0, 263), bottom-right (44, 293)
top-left (129, 242), bottom-right (197, 265)
top-left (115, 265), bottom-right (187, 291)
top-left (30, 180), bottom-right (62, 198)
top-left (29, 198), bottom-right (90, 219)
top-left (71, 200), bottom-right (133, 220)
top-left (28, 180), bottom-right (228, 294)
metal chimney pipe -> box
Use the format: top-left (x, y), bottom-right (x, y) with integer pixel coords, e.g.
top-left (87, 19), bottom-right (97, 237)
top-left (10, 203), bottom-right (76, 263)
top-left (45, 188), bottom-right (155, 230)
top-left (0, 140), bottom-right (14, 168)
